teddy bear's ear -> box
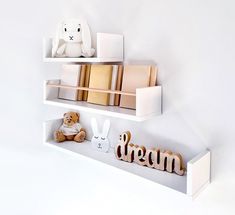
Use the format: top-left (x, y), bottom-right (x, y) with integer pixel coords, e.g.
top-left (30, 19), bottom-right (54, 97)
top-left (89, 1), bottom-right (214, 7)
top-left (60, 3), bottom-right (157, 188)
top-left (75, 113), bottom-right (80, 118)
top-left (63, 113), bottom-right (67, 117)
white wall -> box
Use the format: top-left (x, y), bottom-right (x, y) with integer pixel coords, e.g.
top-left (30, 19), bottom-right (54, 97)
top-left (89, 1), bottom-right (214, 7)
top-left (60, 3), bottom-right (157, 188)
top-left (0, 0), bottom-right (235, 214)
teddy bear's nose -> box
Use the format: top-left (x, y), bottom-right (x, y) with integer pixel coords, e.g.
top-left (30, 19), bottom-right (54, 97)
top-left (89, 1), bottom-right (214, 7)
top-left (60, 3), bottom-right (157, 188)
top-left (69, 36), bottom-right (74, 40)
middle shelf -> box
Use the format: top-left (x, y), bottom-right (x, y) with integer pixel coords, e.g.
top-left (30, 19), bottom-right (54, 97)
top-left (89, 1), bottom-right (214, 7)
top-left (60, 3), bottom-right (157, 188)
top-left (44, 79), bottom-right (162, 121)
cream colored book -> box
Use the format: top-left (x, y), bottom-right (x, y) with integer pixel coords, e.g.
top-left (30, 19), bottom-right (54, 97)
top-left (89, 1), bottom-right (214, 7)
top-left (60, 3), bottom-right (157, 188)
top-left (83, 64), bottom-right (91, 101)
top-left (109, 65), bottom-right (118, 105)
top-left (87, 65), bottom-right (113, 106)
top-left (114, 65), bottom-right (123, 106)
top-left (77, 65), bottom-right (86, 101)
top-left (59, 64), bottom-right (81, 101)
top-left (120, 65), bottom-right (151, 109)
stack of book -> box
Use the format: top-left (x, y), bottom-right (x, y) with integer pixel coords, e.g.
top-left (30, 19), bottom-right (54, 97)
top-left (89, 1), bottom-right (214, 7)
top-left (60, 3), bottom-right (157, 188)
top-left (59, 64), bottom-right (157, 109)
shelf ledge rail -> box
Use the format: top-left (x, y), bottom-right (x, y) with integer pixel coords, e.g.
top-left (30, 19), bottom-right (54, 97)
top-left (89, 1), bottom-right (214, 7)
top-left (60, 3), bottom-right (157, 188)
top-left (47, 82), bottom-right (136, 96)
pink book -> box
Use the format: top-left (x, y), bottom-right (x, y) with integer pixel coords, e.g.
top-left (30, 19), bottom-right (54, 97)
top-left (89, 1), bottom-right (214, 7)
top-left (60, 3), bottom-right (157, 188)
top-left (120, 65), bottom-right (151, 109)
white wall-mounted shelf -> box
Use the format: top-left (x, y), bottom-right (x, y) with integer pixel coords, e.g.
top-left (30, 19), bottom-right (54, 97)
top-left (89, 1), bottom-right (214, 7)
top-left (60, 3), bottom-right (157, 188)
top-left (42, 32), bottom-right (211, 198)
top-left (44, 79), bottom-right (162, 122)
top-left (44, 118), bottom-right (211, 198)
top-left (43, 33), bottom-right (123, 63)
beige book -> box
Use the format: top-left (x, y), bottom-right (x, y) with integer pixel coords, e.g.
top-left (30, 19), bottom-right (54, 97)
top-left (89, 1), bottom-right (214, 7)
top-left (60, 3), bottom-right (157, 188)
top-left (149, 66), bottom-right (158, 86)
top-left (109, 65), bottom-right (118, 105)
top-left (77, 65), bottom-right (86, 101)
top-left (120, 65), bottom-right (151, 109)
top-left (59, 64), bottom-right (81, 101)
top-left (114, 65), bottom-right (123, 106)
top-left (87, 65), bottom-right (113, 106)
top-left (83, 64), bottom-right (91, 101)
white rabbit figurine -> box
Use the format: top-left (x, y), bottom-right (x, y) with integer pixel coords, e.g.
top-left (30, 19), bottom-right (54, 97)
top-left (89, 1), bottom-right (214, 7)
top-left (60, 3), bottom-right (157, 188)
top-left (52, 18), bottom-right (95, 58)
top-left (91, 118), bottom-right (110, 153)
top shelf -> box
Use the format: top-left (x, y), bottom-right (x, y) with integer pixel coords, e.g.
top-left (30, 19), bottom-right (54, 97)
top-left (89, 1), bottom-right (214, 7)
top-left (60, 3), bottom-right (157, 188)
top-left (43, 33), bottom-right (124, 63)
top-left (44, 57), bottom-right (123, 63)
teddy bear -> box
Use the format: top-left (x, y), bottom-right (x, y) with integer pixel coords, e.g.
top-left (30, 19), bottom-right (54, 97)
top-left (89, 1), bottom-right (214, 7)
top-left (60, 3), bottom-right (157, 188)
top-left (54, 112), bottom-right (86, 143)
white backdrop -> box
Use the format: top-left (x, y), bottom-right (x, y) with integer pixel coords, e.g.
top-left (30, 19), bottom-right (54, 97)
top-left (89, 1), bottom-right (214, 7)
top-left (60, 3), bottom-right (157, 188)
top-left (0, 0), bottom-right (234, 214)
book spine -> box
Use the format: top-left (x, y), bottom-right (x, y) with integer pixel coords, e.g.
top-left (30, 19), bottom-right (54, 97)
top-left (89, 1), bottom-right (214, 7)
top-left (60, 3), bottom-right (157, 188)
top-left (109, 65), bottom-right (118, 105)
top-left (77, 65), bottom-right (86, 101)
top-left (114, 65), bottom-right (123, 106)
top-left (82, 64), bottom-right (91, 101)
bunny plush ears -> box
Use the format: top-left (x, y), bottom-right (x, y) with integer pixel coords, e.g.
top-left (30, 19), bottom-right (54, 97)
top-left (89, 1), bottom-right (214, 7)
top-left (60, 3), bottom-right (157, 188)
top-left (52, 18), bottom-right (94, 57)
top-left (91, 118), bottom-right (110, 138)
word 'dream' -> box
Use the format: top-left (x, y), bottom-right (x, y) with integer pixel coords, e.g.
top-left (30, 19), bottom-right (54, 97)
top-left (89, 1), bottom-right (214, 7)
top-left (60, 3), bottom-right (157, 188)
top-left (115, 131), bottom-right (185, 176)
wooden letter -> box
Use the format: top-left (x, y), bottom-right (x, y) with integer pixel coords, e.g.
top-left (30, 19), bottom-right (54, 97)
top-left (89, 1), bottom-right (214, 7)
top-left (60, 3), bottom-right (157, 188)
top-left (172, 153), bottom-right (185, 176)
top-left (115, 131), bottom-right (131, 161)
top-left (115, 131), bottom-right (186, 176)
top-left (134, 146), bottom-right (147, 166)
top-left (127, 143), bottom-right (136, 162)
top-left (145, 149), bottom-right (155, 168)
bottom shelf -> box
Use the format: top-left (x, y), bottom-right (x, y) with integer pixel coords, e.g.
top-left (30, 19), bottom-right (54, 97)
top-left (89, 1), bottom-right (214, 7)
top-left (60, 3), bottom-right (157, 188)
top-left (44, 118), bottom-right (210, 198)
top-left (45, 140), bottom-right (187, 193)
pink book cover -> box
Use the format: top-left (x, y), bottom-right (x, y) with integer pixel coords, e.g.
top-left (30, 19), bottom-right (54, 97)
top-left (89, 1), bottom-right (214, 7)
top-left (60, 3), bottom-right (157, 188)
top-left (120, 65), bottom-right (151, 109)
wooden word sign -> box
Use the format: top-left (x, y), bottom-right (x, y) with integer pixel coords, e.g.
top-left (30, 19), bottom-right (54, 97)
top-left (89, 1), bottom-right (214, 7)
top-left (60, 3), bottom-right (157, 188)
top-left (115, 131), bottom-right (186, 176)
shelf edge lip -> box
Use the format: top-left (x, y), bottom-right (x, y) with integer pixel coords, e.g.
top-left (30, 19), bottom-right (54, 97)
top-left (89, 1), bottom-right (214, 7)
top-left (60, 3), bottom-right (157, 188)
top-left (47, 83), bottom-right (136, 96)
top-left (190, 180), bottom-right (210, 200)
top-left (186, 150), bottom-right (211, 198)
top-left (188, 149), bottom-right (210, 164)
top-left (43, 57), bottom-right (124, 63)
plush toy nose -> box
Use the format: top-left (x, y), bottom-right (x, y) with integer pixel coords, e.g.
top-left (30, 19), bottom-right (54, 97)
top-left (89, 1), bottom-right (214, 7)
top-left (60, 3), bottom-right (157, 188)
top-left (69, 36), bottom-right (74, 40)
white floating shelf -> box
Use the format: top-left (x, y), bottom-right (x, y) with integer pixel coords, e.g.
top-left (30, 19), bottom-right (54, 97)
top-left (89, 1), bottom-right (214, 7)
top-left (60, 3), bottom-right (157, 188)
top-left (44, 118), bottom-right (211, 198)
top-left (43, 33), bottom-right (124, 63)
top-left (43, 57), bottom-right (123, 63)
top-left (44, 79), bottom-right (162, 122)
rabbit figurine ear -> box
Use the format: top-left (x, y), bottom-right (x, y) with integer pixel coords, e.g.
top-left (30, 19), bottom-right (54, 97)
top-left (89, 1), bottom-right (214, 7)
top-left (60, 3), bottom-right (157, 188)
top-left (80, 19), bottom-right (92, 56)
top-left (51, 21), bottom-right (64, 57)
top-left (91, 118), bottom-right (99, 135)
top-left (52, 21), bottom-right (63, 57)
top-left (102, 120), bottom-right (110, 137)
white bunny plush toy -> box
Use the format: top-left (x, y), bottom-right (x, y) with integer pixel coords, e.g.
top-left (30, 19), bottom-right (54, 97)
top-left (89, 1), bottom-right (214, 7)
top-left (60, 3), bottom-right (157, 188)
top-left (52, 18), bottom-right (95, 58)
top-left (91, 118), bottom-right (110, 153)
